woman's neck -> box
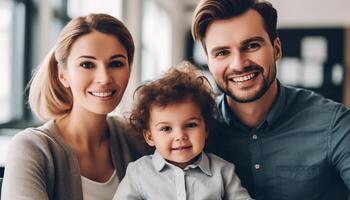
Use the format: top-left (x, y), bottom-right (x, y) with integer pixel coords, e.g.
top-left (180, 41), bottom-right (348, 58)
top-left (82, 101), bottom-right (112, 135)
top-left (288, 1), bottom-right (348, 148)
top-left (55, 107), bottom-right (109, 150)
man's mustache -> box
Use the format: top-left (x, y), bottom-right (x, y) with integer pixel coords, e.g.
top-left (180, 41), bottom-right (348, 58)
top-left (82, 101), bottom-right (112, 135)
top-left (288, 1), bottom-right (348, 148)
top-left (229, 65), bottom-right (263, 75)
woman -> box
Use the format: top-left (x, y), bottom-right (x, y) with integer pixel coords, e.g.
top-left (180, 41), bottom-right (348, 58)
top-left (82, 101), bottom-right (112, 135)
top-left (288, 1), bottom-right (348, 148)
top-left (1, 13), bottom-right (148, 200)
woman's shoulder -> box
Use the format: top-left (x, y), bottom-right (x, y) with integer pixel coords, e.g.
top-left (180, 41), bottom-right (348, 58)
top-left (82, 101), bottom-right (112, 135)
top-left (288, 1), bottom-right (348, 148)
top-left (13, 121), bottom-right (50, 141)
top-left (9, 120), bottom-right (64, 153)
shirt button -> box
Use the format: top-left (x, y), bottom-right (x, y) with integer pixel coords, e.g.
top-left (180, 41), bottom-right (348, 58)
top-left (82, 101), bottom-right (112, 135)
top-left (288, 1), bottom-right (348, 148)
top-left (254, 164), bottom-right (260, 170)
top-left (252, 134), bottom-right (258, 140)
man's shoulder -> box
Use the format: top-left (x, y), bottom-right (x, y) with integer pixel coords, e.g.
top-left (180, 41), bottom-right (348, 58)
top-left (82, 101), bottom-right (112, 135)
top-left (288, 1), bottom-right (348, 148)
top-left (206, 153), bottom-right (234, 167)
top-left (283, 85), bottom-right (346, 110)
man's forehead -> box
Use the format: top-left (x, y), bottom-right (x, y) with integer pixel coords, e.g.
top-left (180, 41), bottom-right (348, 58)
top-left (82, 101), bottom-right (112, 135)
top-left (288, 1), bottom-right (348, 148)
top-left (204, 10), bottom-right (268, 49)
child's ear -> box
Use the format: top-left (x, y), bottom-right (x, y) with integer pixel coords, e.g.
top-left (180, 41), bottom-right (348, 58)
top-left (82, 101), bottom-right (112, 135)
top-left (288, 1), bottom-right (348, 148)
top-left (143, 130), bottom-right (155, 147)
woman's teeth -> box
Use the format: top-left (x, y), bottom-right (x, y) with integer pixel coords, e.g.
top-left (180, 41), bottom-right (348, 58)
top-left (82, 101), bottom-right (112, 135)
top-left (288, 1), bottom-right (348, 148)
top-left (91, 92), bottom-right (113, 97)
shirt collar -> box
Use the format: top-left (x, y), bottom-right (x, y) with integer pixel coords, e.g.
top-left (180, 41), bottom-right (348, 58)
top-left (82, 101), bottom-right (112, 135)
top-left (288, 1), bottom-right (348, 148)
top-left (218, 80), bottom-right (287, 129)
top-left (152, 150), bottom-right (167, 171)
top-left (152, 151), bottom-right (212, 176)
top-left (265, 80), bottom-right (286, 127)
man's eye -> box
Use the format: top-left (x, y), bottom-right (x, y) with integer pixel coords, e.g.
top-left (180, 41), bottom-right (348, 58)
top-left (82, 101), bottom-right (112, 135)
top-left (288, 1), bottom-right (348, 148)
top-left (244, 43), bottom-right (261, 51)
top-left (80, 62), bottom-right (94, 69)
top-left (215, 50), bottom-right (229, 57)
top-left (110, 60), bottom-right (124, 68)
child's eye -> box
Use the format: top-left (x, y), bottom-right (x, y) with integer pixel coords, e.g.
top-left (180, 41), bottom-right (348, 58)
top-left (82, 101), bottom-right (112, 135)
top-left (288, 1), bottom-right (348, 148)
top-left (110, 60), bottom-right (125, 68)
top-left (186, 122), bottom-right (198, 128)
top-left (80, 61), bottom-right (95, 69)
top-left (160, 126), bottom-right (172, 133)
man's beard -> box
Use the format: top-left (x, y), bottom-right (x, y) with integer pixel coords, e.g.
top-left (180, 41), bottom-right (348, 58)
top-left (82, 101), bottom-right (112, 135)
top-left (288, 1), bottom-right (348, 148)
top-left (217, 65), bottom-right (276, 103)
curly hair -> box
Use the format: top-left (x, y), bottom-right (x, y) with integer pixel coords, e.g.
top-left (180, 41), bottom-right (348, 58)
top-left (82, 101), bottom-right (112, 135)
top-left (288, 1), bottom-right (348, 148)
top-left (130, 61), bottom-right (218, 134)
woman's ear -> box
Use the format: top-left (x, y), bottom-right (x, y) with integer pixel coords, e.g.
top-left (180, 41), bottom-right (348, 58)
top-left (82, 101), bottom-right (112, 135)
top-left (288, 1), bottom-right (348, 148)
top-left (143, 130), bottom-right (155, 147)
top-left (273, 37), bottom-right (282, 60)
top-left (58, 65), bottom-right (70, 88)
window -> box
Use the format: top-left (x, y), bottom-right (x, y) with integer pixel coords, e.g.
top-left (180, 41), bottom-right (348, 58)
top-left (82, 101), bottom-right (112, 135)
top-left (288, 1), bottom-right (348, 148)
top-left (277, 28), bottom-right (345, 102)
top-left (67, 0), bottom-right (122, 19)
top-left (0, 0), bottom-right (13, 123)
top-left (141, 0), bottom-right (172, 81)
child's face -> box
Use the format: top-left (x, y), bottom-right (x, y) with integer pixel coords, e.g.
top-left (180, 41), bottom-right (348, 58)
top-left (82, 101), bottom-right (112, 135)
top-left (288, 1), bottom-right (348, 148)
top-left (144, 97), bottom-right (207, 169)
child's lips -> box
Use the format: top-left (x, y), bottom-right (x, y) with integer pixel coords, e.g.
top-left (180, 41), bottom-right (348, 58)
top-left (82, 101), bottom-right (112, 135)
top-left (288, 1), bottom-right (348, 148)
top-left (171, 145), bottom-right (192, 151)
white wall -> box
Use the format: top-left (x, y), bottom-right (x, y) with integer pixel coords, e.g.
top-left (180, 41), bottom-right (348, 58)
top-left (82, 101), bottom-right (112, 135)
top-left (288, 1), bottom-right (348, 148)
top-left (182, 0), bottom-right (350, 28)
top-left (261, 0), bottom-right (350, 28)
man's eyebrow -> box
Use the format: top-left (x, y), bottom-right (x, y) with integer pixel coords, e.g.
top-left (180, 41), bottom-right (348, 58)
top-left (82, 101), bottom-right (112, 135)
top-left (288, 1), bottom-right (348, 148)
top-left (209, 36), bottom-right (266, 55)
top-left (241, 36), bottom-right (265, 46)
top-left (209, 45), bottom-right (230, 56)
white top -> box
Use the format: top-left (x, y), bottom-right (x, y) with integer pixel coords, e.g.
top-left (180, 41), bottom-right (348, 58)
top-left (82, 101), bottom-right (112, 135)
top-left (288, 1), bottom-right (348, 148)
top-left (81, 170), bottom-right (119, 200)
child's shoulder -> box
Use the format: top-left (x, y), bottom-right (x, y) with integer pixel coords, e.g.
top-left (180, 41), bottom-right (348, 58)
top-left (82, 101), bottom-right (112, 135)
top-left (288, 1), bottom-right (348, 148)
top-left (127, 154), bottom-right (155, 171)
top-left (205, 152), bottom-right (235, 169)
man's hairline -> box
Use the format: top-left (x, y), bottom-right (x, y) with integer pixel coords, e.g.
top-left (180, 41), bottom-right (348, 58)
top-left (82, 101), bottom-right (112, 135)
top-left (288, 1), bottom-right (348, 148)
top-left (198, 8), bottom-right (275, 55)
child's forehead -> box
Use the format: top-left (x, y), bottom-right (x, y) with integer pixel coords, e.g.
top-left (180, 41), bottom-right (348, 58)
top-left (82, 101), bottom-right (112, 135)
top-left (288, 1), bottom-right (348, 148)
top-left (150, 96), bottom-right (196, 109)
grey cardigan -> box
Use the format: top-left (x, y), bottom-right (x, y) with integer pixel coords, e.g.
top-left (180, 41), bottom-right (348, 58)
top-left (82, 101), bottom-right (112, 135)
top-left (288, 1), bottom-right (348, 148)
top-left (1, 116), bottom-right (149, 200)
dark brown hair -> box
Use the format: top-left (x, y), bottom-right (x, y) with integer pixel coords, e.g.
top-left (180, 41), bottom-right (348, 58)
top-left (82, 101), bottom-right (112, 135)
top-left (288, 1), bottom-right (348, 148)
top-left (130, 62), bottom-right (217, 133)
top-left (192, 0), bottom-right (278, 52)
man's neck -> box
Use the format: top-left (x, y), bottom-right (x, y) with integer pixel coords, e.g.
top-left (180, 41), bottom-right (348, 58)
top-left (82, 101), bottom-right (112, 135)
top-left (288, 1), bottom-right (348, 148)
top-left (227, 80), bottom-right (278, 128)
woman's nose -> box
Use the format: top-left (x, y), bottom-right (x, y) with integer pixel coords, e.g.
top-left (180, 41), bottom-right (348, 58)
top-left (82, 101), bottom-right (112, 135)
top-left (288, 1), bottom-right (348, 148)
top-left (94, 65), bottom-right (112, 84)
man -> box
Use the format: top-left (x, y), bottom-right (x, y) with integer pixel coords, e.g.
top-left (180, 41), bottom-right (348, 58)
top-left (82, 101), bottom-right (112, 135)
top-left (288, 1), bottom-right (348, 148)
top-left (191, 0), bottom-right (350, 199)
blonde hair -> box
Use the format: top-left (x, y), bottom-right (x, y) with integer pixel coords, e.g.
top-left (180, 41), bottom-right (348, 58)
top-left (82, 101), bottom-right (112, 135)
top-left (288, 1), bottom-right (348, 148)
top-left (29, 13), bottom-right (135, 121)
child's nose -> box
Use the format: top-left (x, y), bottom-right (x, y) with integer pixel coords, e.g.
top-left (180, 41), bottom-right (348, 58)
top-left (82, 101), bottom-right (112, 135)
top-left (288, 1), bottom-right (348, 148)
top-left (175, 129), bottom-right (188, 141)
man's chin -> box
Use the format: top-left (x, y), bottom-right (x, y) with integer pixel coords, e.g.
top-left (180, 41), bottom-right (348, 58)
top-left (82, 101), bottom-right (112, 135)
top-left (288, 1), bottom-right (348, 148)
top-left (226, 86), bottom-right (268, 103)
top-left (228, 93), bottom-right (264, 103)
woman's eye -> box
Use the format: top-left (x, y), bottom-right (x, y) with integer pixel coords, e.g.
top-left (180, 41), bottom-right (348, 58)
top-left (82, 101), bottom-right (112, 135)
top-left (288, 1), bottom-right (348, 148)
top-left (110, 60), bottom-right (124, 68)
top-left (80, 62), bottom-right (95, 69)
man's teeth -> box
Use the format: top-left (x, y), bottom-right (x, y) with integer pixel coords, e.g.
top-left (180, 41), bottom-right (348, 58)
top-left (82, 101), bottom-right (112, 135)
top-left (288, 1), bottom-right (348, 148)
top-left (233, 73), bottom-right (256, 82)
top-left (91, 92), bottom-right (113, 97)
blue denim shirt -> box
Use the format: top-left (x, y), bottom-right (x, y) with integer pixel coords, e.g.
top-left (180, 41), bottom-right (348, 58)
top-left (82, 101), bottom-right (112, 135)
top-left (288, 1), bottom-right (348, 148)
top-left (206, 82), bottom-right (350, 200)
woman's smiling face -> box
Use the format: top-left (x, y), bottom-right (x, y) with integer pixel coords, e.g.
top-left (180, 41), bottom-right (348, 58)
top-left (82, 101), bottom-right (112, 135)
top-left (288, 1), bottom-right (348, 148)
top-left (59, 31), bottom-right (130, 116)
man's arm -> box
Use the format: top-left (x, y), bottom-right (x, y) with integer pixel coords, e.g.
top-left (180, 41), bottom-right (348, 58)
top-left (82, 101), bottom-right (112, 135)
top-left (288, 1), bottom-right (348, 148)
top-left (329, 105), bottom-right (350, 188)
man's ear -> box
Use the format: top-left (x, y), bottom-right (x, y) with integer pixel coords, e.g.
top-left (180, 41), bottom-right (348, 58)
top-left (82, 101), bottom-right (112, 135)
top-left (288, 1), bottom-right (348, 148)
top-left (58, 65), bottom-right (70, 88)
top-left (143, 130), bottom-right (155, 147)
top-left (273, 37), bottom-right (282, 60)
